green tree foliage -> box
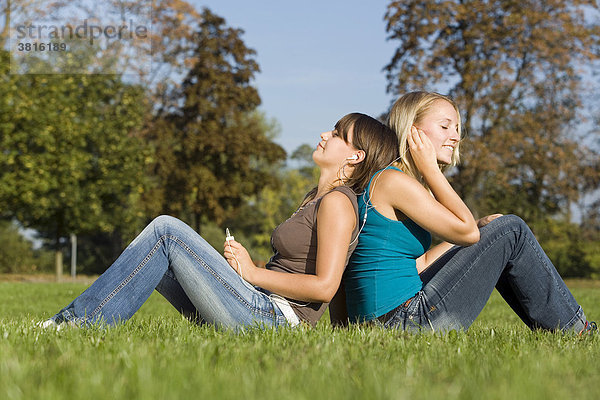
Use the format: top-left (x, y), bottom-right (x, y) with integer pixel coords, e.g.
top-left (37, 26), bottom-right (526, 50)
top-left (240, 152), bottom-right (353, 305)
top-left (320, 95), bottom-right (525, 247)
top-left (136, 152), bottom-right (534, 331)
top-left (44, 0), bottom-right (202, 104)
top-left (0, 219), bottom-right (36, 273)
top-left (2, 3), bottom-right (288, 274)
top-left (72, 230), bottom-right (128, 275)
top-left (384, 0), bottom-right (600, 222)
top-left (290, 144), bottom-right (321, 182)
top-left (227, 167), bottom-right (317, 262)
top-left (146, 8), bottom-right (286, 231)
top-left (193, 144), bottom-right (318, 264)
top-left (0, 50), bottom-right (150, 267)
top-left (0, 0), bottom-right (48, 48)
top-left (0, 220), bottom-right (52, 273)
top-left (531, 218), bottom-right (593, 278)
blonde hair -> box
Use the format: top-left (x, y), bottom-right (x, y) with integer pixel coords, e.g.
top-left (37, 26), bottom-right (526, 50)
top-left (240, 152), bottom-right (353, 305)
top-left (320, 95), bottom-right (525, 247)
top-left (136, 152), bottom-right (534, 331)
top-left (388, 91), bottom-right (462, 184)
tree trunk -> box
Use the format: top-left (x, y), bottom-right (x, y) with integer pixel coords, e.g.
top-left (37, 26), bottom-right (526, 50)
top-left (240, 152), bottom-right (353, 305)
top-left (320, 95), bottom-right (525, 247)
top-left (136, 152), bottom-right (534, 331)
top-left (55, 250), bottom-right (63, 282)
top-left (194, 212), bottom-right (202, 234)
top-left (70, 233), bottom-right (77, 279)
top-left (55, 215), bottom-right (64, 281)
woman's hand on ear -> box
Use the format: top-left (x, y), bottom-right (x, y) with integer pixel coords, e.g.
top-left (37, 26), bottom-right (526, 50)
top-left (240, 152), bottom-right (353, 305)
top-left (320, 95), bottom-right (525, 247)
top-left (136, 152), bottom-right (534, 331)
top-left (408, 126), bottom-right (438, 175)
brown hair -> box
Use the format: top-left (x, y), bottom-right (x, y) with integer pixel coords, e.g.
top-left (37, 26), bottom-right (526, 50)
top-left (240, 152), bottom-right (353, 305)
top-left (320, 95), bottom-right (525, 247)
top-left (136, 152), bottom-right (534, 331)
top-left (336, 113), bottom-right (399, 193)
top-left (302, 113), bottom-right (399, 204)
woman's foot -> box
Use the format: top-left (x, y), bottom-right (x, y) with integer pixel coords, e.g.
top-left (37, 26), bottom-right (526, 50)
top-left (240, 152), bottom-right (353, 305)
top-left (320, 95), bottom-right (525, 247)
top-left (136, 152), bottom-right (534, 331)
top-left (37, 318), bottom-right (62, 330)
top-left (36, 318), bottom-right (77, 330)
top-left (579, 321), bottom-right (597, 335)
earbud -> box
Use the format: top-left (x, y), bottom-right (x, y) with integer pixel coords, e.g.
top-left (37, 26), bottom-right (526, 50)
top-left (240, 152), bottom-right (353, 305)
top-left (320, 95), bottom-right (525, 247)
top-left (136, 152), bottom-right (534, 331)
top-left (346, 154), bottom-right (359, 161)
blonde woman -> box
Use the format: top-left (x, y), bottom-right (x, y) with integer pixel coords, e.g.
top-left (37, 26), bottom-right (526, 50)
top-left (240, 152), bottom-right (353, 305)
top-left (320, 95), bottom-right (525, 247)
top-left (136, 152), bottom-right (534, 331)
top-left (343, 92), bottom-right (595, 334)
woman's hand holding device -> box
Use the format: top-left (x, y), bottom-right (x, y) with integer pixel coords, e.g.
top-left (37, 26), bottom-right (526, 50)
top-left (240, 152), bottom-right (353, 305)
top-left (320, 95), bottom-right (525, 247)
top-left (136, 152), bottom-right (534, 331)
top-left (223, 231), bottom-right (255, 281)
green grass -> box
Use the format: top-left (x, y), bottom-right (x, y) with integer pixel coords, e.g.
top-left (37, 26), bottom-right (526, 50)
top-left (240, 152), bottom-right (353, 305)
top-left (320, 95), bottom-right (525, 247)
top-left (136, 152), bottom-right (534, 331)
top-left (1, 282), bottom-right (599, 400)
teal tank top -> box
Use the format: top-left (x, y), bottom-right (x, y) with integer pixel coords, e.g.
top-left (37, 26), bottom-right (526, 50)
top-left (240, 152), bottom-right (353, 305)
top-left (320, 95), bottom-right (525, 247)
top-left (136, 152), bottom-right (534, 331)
top-left (344, 167), bottom-right (431, 322)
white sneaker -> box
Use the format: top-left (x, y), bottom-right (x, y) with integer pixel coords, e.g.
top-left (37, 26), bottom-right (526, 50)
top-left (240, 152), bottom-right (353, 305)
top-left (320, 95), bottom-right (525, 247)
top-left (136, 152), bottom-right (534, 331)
top-left (37, 319), bottom-right (63, 331)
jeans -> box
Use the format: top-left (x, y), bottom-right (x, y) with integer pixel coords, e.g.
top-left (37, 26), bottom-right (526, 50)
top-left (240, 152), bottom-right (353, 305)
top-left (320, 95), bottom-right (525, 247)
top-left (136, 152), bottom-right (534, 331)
top-left (383, 215), bottom-right (587, 333)
top-left (51, 216), bottom-right (290, 329)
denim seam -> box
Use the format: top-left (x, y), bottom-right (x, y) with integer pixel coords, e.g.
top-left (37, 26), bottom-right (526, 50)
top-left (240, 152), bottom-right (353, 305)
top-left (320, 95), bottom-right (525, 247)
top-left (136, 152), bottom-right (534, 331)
top-left (522, 233), bottom-right (580, 329)
top-left (73, 232), bottom-right (283, 324)
top-left (561, 306), bottom-right (584, 330)
top-left (165, 235), bottom-right (278, 320)
top-left (83, 236), bottom-right (166, 323)
top-left (385, 291), bottom-right (430, 331)
top-left (411, 292), bottom-right (433, 332)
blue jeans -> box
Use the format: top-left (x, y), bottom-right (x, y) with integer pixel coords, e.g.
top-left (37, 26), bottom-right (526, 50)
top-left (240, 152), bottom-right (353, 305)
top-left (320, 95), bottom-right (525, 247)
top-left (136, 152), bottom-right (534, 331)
top-left (383, 215), bottom-right (587, 333)
top-left (51, 216), bottom-right (290, 329)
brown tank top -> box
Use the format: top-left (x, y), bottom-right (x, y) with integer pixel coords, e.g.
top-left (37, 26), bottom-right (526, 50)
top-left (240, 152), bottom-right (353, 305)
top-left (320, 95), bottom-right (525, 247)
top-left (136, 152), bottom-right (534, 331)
top-left (266, 186), bottom-right (359, 325)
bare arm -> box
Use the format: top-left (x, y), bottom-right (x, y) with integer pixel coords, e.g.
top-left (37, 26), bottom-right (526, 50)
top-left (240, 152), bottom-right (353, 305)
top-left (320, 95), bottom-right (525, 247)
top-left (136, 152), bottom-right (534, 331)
top-left (374, 127), bottom-right (479, 246)
top-left (223, 190), bottom-right (356, 303)
top-left (376, 169), bottom-right (478, 246)
top-left (408, 126), bottom-right (479, 244)
top-left (415, 241), bottom-right (455, 273)
top-left (415, 214), bottom-right (503, 272)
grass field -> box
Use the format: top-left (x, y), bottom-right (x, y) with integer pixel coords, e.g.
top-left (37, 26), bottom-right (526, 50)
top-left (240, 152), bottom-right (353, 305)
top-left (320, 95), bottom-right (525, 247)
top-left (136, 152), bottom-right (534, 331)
top-left (1, 281), bottom-right (599, 400)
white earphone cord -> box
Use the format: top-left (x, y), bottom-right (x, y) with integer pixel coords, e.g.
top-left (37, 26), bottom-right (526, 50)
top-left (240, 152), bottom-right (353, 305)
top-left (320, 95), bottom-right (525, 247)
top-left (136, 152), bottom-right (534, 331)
top-left (226, 230), bottom-right (309, 307)
top-left (349, 154), bottom-right (405, 246)
top-left (226, 153), bottom-right (404, 307)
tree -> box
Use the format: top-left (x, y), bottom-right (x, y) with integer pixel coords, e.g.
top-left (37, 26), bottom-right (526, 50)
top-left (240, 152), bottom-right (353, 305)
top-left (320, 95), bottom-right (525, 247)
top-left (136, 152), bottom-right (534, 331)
top-left (146, 8), bottom-right (286, 231)
top-left (290, 144), bottom-right (321, 182)
top-left (42, 0), bottom-right (203, 108)
top-left (530, 218), bottom-right (593, 278)
top-left (0, 219), bottom-right (52, 273)
top-left (384, 0), bottom-right (600, 222)
top-left (0, 0), bottom-right (49, 48)
top-left (0, 50), bottom-right (150, 275)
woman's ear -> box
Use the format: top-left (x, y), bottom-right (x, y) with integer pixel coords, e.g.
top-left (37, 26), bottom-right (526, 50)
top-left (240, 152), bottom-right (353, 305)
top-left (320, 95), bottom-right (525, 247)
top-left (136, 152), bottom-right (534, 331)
top-left (349, 150), bottom-right (366, 164)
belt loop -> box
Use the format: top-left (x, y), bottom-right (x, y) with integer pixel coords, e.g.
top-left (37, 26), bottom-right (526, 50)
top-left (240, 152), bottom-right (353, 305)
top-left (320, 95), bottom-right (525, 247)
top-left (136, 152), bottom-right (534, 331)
top-left (377, 294), bottom-right (416, 324)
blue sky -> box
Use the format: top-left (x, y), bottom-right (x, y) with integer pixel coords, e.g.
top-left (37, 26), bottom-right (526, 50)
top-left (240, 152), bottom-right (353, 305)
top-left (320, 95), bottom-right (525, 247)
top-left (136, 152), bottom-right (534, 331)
top-left (191, 1), bottom-right (397, 155)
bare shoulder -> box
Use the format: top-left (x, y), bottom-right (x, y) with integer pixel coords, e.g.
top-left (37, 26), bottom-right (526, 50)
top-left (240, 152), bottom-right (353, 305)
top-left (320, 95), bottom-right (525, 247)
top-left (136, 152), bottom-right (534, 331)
top-left (370, 168), bottom-right (429, 214)
top-left (318, 190), bottom-right (356, 229)
top-left (375, 168), bottom-right (420, 193)
top-left (320, 189), bottom-right (354, 209)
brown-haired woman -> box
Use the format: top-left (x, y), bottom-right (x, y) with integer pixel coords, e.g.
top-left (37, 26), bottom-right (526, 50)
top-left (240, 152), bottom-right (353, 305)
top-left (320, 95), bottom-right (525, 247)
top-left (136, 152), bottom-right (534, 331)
top-left (42, 113), bottom-right (398, 330)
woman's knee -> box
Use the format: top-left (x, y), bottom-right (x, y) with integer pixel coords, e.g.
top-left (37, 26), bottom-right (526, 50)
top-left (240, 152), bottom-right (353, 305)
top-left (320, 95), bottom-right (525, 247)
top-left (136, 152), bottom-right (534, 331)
top-left (150, 215), bottom-right (186, 234)
top-left (482, 214), bottom-right (531, 237)
top-left (497, 214), bottom-right (527, 229)
top-left (152, 214), bottom-right (177, 226)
